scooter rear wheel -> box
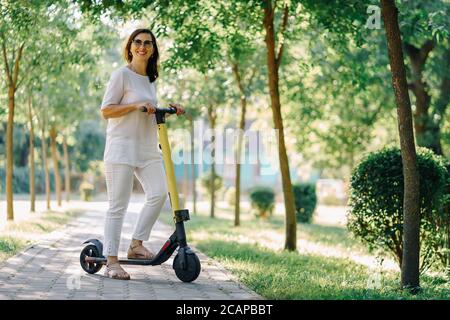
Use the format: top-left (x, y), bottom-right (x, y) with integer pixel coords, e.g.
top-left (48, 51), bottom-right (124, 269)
top-left (173, 252), bottom-right (201, 282)
top-left (80, 244), bottom-right (103, 274)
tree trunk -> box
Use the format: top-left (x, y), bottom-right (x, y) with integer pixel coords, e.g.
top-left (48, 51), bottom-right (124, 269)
top-left (28, 96), bottom-right (36, 212)
top-left (183, 154), bottom-right (189, 208)
top-left (210, 157), bottom-right (216, 219)
top-left (207, 105), bottom-right (217, 218)
top-left (3, 42), bottom-right (24, 221)
top-left (263, 1), bottom-right (297, 251)
top-left (231, 62), bottom-right (248, 227)
top-left (6, 86), bottom-right (15, 220)
top-left (62, 134), bottom-right (71, 202)
top-left (49, 125), bottom-right (62, 206)
top-left (404, 40), bottom-right (438, 153)
top-left (188, 116), bottom-right (197, 215)
top-left (41, 118), bottom-right (51, 210)
top-left (381, 0), bottom-right (421, 292)
top-left (234, 137), bottom-right (243, 226)
top-left (431, 48), bottom-right (450, 155)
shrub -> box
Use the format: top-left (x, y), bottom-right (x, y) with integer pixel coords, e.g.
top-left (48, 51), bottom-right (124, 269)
top-left (224, 186), bottom-right (236, 206)
top-left (199, 171), bottom-right (223, 197)
top-left (79, 181), bottom-right (94, 201)
top-left (293, 183), bottom-right (317, 223)
top-left (249, 186), bottom-right (275, 219)
top-left (347, 146), bottom-right (449, 272)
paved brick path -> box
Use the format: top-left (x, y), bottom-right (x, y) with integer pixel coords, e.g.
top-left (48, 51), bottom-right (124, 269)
top-left (0, 208), bottom-right (261, 300)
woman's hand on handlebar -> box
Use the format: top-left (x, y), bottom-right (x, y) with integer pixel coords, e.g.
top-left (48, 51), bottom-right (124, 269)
top-left (168, 103), bottom-right (185, 116)
top-left (138, 102), bottom-right (156, 115)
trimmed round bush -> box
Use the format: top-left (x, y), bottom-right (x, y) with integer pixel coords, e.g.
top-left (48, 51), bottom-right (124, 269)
top-left (293, 183), bottom-right (317, 223)
top-left (347, 146), bottom-right (449, 272)
top-left (249, 186), bottom-right (275, 219)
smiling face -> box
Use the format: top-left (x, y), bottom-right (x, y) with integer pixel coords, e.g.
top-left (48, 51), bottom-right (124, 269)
top-left (130, 32), bottom-right (154, 62)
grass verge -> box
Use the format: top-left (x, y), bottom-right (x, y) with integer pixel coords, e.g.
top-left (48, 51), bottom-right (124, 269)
top-left (0, 209), bottom-right (84, 263)
top-left (160, 206), bottom-right (449, 300)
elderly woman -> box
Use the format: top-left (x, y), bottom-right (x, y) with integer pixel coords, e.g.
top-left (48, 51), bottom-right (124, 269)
top-left (100, 28), bottom-right (184, 280)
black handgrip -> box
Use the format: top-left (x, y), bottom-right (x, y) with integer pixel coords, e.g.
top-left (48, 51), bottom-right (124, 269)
top-left (140, 106), bottom-right (179, 114)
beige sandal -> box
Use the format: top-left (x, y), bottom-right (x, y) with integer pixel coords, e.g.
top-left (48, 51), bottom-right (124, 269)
top-left (104, 262), bottom-right (130, 280)
top-left (127, 243), bottom-right (155, 260)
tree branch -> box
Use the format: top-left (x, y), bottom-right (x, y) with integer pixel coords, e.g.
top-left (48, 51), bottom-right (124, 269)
top-left (275, 2), bottom-right (289, 70)
top-left (231, 61), bottom-right (245, 95)
top-left (1, 35), bottom-right (12, 85)
top-left (273, 0), bottom-right (278, 10)
top-left (246, 64), bottom-right (258, 89)
top-left (404, 42), bottom-right (420, 60)
top-left (12, 43), bottom-right (25, 88)
top-left (420, 40), bottom-right (435, 60)
top-left (434, 48), bottom-right (450, 119)
top-left (16, 63), bottom-right (38, 90)
top-left (404, 40), bottom-right (434, 73)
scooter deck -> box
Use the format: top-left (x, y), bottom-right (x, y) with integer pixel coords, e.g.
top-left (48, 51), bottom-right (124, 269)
top-left (85, 257), bottom-right (158, 266)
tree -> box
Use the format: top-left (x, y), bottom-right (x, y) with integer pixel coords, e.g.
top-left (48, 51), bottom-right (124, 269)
top-left (1, 0), bottom-right (96, 216)
top-left (231, 59), bottom-right (260, 226)
top-left (1, 30), bottom-right (22, 218)
top-left (200, 71), bottom-right (230, 218)
top-left (381, 0), bottom-right (421, 292)
top-left (398, 0), bottom-right (450, 155)
top-left (27, 95), bottom-right (36, 212)
top-left (285, 26), bottom-right (395, 182)
top-left (260, 0), bottom-right (297, 250)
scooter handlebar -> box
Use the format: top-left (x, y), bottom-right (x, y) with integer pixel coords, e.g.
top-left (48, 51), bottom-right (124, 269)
top-left (140, 106), bottom-right (184, 115)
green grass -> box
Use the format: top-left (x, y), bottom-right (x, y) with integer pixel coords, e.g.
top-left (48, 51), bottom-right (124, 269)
top-left (0, 209), bottom-right (84, 263)
top-left (160, 206), bottom-right (449, 300)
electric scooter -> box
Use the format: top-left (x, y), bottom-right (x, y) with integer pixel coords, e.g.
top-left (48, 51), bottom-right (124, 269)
top-left (79, 106), bottom-right (201, 282)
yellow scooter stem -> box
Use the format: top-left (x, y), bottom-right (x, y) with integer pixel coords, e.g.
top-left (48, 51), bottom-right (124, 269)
top-left (157, 122), bottom-right (181, 214)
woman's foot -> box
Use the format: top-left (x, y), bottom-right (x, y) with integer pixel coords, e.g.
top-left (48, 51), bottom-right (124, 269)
top-left (127, 240), bottom-right (155, 260)
top-left (104, 262), bottom-right (130, 280)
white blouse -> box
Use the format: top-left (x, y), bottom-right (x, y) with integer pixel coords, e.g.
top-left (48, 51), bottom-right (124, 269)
top-left (101, 66), bottom-right (162, 167)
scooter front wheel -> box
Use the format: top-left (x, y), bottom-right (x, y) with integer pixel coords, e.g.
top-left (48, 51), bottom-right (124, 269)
top-left (80, 244), bottom-right (103, 274)
top-left (173, 252), bottom-right (201, 282)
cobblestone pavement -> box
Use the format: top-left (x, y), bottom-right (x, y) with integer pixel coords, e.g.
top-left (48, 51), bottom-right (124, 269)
top-left (0, 208), bottom-right (262, 300)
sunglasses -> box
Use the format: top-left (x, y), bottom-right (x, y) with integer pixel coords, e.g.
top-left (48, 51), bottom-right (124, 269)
top-left (132, 39), bottom-right (153, 48)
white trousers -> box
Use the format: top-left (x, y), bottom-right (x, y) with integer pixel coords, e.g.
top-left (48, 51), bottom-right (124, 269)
top-left (103, 161), bottom-right (168, 257)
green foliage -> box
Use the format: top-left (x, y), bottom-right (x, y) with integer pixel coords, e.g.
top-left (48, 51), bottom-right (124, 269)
top-left (199, 170), bottom-right (223, 196)
top-left (347, 146), bottom-right (449, 272)
top-left (0, 236), bottom-right (23, 254)
top-left (0, 166), bottom-right (61, 194)
top-left (293, 183), bottom-right (317, 223)
top-left (397, 0), bottom-right (450, 45)
top-left (73, 120), bottom-right (106, 172)
top-left (249, 186), bottom-right (275, 219)
top-left (285, 15), bottom-right (395, 174)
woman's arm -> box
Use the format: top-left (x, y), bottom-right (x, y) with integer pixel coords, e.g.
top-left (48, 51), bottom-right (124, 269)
top-left (101, 103), bottom-right (138, 119)
top-left (101, 102), bottom-right (156, 119)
